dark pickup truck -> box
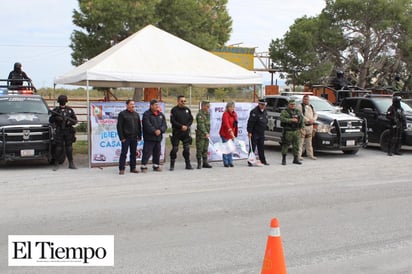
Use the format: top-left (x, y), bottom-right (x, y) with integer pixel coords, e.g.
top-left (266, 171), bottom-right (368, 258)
top-left (264, 94), bottom-right (368, 154)
top-left (340, 95), bottom-right (412, 151)
top-left (0, 80), bottom-right (53, 163)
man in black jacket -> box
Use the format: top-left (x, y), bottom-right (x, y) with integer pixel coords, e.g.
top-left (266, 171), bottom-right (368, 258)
top-left (247, 99), bottom-right (269, 165)
top-left (117, 100), bottom-right (142, 175)
top-left (169, 95), bottom-right (194, 170)
top-left (141, 99), bottom-right (167, 172)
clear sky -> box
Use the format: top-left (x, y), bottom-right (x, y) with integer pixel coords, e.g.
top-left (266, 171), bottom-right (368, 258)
top-left (0, 0), bottom-right (325, 88)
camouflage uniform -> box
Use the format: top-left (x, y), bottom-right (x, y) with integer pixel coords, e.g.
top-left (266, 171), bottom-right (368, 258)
top-left (196, 101), bottom-right (212, 168)
top-left (280, 100), bottom-right (304, 165)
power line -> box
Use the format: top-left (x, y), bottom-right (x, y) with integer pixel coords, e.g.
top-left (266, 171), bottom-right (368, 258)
top-left (0, 44), bottom-right (69, 48)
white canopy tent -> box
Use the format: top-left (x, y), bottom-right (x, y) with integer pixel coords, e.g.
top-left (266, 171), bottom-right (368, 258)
top-left (54, 24), bottom-right (262, 88)
top-left (54, 24), bottom-right (262, 167)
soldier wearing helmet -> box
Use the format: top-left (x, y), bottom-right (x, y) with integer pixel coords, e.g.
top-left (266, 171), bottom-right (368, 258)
top-left (49, 95), bottom-right (78, 169)
top-left (332, 70), bottom-right (349, 90)
top-left (7, 62), bottom-right (32, 88)
top-left (393, 74), bottom-right (403, 91)
top-left (386, 96), bottom-right (406, 156)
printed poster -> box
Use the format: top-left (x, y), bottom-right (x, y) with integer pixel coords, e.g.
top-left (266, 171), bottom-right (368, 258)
top-left (89, 101), bottom-right (166, 167)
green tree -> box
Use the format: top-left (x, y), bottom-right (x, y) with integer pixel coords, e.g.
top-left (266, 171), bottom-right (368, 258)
top-left (156, 0), bottom-right (231, 50)
top-left (270, 0), bottom-right (412, 89)
top-left (70, 0), bottom-right (232, 66)
top-left (71, 0), bottom-right (159, 66)
top-left (324, 0), bottom-right (410, 87)
top-left (269, 15), bottom-right (344, 87)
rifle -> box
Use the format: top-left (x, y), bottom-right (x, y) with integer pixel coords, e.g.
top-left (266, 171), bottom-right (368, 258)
top-left (49, 108), bottom-right (77, 128)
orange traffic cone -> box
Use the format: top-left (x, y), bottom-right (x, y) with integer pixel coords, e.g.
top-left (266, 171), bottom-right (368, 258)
top-left (261, 218), bottom-right (287, 274)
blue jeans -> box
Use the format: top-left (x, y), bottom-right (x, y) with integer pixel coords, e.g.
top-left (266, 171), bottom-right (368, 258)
top-left (221, 137), bottom-right (233, 165)
top-left (119, 137), bottom-right (138, 171)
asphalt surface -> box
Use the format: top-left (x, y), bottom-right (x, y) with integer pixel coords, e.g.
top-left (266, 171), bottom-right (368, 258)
top-left (1, 144), bottom-right (412, 273)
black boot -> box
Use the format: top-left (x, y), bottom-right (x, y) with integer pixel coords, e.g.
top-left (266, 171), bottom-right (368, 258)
top-left (185, 161), bottom-right (194, 170)
top-left (197, 158), bottom-right (202, 169)
top-left (394, 144), bottom-right (402, 155)
top-left (169, 159), bottom-right (175, 171)
top-left (202, 157), bottom-right (212, 168)
top-left (293, 156), bottom-right (302, 165)
top-left (282, 154), bottom-right (286, 165)
top-left (387, 143), bottom-right (393, 156)
top-left (68, 161), bottom-right (77, 169)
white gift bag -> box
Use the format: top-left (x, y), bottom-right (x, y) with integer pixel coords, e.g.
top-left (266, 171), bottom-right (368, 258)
top-left (209, 139), bottom-right (223, 157)
top-left (235, 138), bottom-right (248, 154)
top-left (247, 139), bottom-right (262, 166)
top-left (223, 139), bottom-right (237, 154)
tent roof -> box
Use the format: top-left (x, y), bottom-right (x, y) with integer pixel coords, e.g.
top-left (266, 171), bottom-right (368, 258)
top-left (54, 25), bottom-right (262, 88)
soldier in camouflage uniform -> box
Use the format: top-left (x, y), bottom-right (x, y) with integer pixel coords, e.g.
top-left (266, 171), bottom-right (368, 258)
top-left (196, 100), bottom-right (212, 169)
top-left (280, 99), bottom-right (304, 165)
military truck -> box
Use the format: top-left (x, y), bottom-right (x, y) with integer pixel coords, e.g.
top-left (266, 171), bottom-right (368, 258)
top-left (0, 80), bottom-right (53, 164)
top-left (309, 85), bottom-right (370, 106)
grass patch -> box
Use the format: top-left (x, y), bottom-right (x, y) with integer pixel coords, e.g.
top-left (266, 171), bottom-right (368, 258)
top-left (73, 140), bottom-right (88, 154)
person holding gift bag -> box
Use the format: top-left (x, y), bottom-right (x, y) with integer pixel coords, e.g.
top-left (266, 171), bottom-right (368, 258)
top-left (219, 101), bottom-right (238, 167)
top-left (247, 98), bottom-right (269, 166)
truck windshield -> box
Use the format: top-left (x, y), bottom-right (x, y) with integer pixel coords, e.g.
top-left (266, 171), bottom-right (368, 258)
top-left (0, 97), bottom-right (49, 114)
top-left (373, 98), bottom-right (412, 113)
top-left (296, 98), bottom-right (336, 112)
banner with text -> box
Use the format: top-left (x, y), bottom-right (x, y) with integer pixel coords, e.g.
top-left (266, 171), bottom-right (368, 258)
top-left (209, 102), bottom-right (256, 161)
top-left (90, 101), bottom-right (166, 167)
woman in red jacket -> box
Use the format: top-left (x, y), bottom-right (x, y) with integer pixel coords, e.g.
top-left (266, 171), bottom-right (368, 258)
top-left (219, 101), bottom-right (238, 167)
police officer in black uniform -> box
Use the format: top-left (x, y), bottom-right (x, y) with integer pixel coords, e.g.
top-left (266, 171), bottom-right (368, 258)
top-left (332, 70), bottom-right (349, 90)
top-left (169, 95), bottom-right (194, 171)
top-left (386, 96), bottom-right (406, 156)
top-left (247, 99), bottom-right (269, 165)
top-left (49, 95), bottom-right (78, 170)
top-left (7, 62), bottom-right (32, 88)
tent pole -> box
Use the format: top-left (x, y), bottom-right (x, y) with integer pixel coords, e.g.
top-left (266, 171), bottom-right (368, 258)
top-left (52, 83), bottom-right (57, 107)
top-left (189, 85), bottom-right (192, 109)
top-left (86, 80), bottom-right (91, 168)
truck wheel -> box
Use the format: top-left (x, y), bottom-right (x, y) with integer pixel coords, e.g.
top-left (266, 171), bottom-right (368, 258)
top-left (343, 149), bottom-right (359, 155)
top-left (379, 129), bottom-right (391, 152)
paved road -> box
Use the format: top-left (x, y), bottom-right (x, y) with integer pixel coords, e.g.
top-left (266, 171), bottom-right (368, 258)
top-left (1, 145), bottom-right (412, 273)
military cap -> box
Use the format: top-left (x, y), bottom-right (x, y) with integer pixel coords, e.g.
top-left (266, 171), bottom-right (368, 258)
top-left (201, 100), bottom-right (210, 105)
top-left (288, 99), bottom-right (296, 104)
top-left (258, 98), bottom-right (267, 105)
